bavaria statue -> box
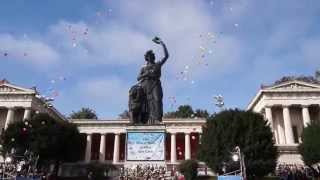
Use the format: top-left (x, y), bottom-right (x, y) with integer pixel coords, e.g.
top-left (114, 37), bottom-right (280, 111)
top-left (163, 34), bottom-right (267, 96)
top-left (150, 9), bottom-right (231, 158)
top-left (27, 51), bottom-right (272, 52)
top-left (129, 37), bottom-right (169, 124)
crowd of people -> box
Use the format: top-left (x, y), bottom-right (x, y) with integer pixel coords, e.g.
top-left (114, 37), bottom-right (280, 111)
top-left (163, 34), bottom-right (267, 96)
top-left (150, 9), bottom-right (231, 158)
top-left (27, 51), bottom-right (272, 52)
top-left (0, 163), bottom-right (16, 179)
top-left (276, 164), bottom-right (320, 180)
top-left (119, 164), bottom-right (173, 180)
top-left (0, 162), bottom-right (48, 180)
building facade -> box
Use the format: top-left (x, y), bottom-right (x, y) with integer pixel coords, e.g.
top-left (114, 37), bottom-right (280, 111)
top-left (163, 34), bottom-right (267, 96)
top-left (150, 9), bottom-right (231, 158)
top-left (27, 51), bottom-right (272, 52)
top-left (247, 80), bottom-right (320, 164)
top-left (0, 79), bottom-right (66, 132)
top-left (2, 79), bottom-right (320, 166)
top-left (71, 119), bottom-right (205, 166)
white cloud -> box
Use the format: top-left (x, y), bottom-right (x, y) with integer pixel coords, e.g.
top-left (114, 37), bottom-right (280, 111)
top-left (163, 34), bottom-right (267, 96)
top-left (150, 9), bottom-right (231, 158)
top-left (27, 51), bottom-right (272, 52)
top-left (42, 0), bottom-right (243, 77)
top-left (1, 0), bottom-right (245, 78)
top-left (0, 34), bottom-right (60, 66)
top-left (77, 77), bottom-right (130, 108)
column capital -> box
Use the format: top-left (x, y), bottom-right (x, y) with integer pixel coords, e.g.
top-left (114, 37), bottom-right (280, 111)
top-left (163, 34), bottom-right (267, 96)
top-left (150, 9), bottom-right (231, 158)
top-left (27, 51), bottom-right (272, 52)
top-left (301, 105), bottom-right (310, 108)
top-left (282, 105), bottom-right (291, 108)
top-left (7, 106), bottom-right (16, 110)
top-left (264, 105), bottom-right (273, 108)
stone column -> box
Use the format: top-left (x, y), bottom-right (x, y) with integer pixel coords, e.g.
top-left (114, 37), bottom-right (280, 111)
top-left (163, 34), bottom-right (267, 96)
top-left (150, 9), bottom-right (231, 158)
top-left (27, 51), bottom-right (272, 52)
top-left (113, 133), bottom-right (120, 164)
top-left (276, 116), bottom-right (285, 144)
top-left (265, 106), bottom-right (277, 143)
top-left (283, 106), bottom-right (294, 144)
top-left (99, 133), bottom-right (106, 162)
top-left (170, 133), bottom-right (177, 163)
top-left (4, 107), bottom-right (15, 129)
top-left (23, 108), bottom-right (32, 121)
top-left (302, 105), bottom-right (311, 127)
top-left (185, 133), bottom-right (191, 160)
top-left (85, 134), bottom-right (92, 162)
top-left (265, 106), bottom-right (274, 129)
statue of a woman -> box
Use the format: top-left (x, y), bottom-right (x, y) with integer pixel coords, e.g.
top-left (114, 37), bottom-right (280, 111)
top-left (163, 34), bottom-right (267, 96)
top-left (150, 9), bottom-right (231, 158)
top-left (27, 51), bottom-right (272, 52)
top-left (136, 37), bottom-right (169, 124)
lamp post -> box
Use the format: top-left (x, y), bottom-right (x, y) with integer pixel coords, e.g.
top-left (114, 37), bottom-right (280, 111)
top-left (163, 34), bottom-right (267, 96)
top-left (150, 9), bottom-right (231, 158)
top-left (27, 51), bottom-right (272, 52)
top-left (233, 146), bottom-right (246, 180)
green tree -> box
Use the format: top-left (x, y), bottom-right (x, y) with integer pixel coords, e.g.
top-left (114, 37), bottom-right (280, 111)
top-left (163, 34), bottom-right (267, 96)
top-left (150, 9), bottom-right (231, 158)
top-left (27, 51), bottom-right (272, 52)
top-left (118, 110), bottom-right (130, 119)
top-left (299, 122), bottom-right (320, 166)
top-left (175, 105), bottom-right (194, 118)
top-left (198, 109), bottom-right (278, 179)
top-left (1, 113), bottom-right (85, 174)
top-left (69, 107), bottom-right (98, 119)
top-left (194, 109), bottom-right (210, 119)
top-left (164, 105), bottom-right (209, 119)
top-left (273, 75), bottom-right (320, 85)
top-left (178, 160), bottom-right (198, 180)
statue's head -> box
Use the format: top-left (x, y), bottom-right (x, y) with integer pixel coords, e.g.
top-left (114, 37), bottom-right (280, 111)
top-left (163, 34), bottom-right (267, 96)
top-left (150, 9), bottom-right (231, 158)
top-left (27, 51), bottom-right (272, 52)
top-left (144, 50), bottom-right (155, 63)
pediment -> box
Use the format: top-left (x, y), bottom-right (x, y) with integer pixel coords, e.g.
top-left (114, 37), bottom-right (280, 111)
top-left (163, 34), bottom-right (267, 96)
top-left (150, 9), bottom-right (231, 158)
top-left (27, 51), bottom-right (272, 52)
top-left (265, 80), bottom-right (320, 90)
top-left (0, 84), bottom-right (35, 93)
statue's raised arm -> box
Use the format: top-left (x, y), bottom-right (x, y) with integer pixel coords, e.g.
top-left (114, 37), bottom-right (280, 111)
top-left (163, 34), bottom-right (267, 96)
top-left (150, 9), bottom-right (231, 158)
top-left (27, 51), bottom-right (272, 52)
top-left (152, 37), bottom-right (169, 66)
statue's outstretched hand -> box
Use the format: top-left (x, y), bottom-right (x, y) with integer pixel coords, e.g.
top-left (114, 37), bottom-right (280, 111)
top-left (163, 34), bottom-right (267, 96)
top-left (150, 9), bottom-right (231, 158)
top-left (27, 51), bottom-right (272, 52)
top-left (152, 36), bottom-right (162, 44)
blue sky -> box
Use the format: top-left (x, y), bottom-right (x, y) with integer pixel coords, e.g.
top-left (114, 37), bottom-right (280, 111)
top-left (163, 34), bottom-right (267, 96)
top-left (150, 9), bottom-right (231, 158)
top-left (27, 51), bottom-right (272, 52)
top-left (1, 0), bottom-right (320, 118)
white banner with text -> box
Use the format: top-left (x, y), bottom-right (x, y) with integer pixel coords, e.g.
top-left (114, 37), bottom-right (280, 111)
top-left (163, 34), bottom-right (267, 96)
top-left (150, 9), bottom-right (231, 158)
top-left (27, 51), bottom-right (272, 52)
top-left (127, 132), bottom-right (165, 161)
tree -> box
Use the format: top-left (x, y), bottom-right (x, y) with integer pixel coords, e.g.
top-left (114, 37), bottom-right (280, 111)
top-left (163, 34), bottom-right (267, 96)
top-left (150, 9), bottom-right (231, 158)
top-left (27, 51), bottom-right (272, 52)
top-left (164, 105), bottom-right (210, 119)
top-left (164, 105), bottom-right (194, 118)
top-left (273, 75), bottom-right (320, 85)
top-left (299, 122), bottom-right (320, 166)
top-left (118, 110), bottom-right (130, 119)
top-left (194, 109), bottom-right (210, 119)
top-left (198, 109), bottom-right (278, 179)
top-left (1, 113), bottom-right (85, 174)
top-left (178, 160), bottom-right (198, 180)
top-left (175, 105), bottom-right (194, 118)
top-left (69, 107), bottom-right (98, 119)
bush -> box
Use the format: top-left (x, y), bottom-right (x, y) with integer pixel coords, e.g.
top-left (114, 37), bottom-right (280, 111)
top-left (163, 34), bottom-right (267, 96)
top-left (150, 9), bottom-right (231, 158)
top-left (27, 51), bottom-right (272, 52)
top-left (178, 159), bottom-right (199, 180)
top-left (86, 162), bottom-right (117, 180)
top-left (299, 122), bottom-right (320, 166)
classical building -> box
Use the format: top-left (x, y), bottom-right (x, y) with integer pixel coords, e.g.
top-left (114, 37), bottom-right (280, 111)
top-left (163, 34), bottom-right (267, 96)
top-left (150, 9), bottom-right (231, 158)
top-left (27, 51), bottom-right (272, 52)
top-left (0, 79), bottom-right (66, 132)
top-left (0, 79), bottom-right (205, 167)
top-left (71, 119), bottom-right (205, 166)
top-left (247, 79), bottom-right (320, 164)
top-left (2, 78), bottom-right (320, 167)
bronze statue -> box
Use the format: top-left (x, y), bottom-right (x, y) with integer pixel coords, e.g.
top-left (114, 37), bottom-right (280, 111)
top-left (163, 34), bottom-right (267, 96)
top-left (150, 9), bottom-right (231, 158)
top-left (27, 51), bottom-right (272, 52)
top-left (129, 37), bottom-right (169, 124)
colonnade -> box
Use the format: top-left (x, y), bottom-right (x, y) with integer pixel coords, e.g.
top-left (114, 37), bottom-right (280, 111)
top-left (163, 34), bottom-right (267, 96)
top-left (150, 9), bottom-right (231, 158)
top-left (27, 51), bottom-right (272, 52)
top-left (4, 107), bottom-right (32, 129)
top-left (265, 105), bottom-right (315, 145)
top-left (84, 132), bottom-right (196, 164)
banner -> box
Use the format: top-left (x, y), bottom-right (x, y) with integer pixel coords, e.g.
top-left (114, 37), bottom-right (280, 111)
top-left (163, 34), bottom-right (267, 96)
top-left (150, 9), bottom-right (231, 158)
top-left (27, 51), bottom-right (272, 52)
top-left (127, 132), bottom-right (165, 161)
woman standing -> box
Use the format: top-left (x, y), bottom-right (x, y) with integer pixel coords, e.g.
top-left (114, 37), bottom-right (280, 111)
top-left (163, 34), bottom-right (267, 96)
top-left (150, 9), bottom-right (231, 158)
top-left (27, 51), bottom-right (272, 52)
top-left (137, 37), bottom-right (169, 124)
